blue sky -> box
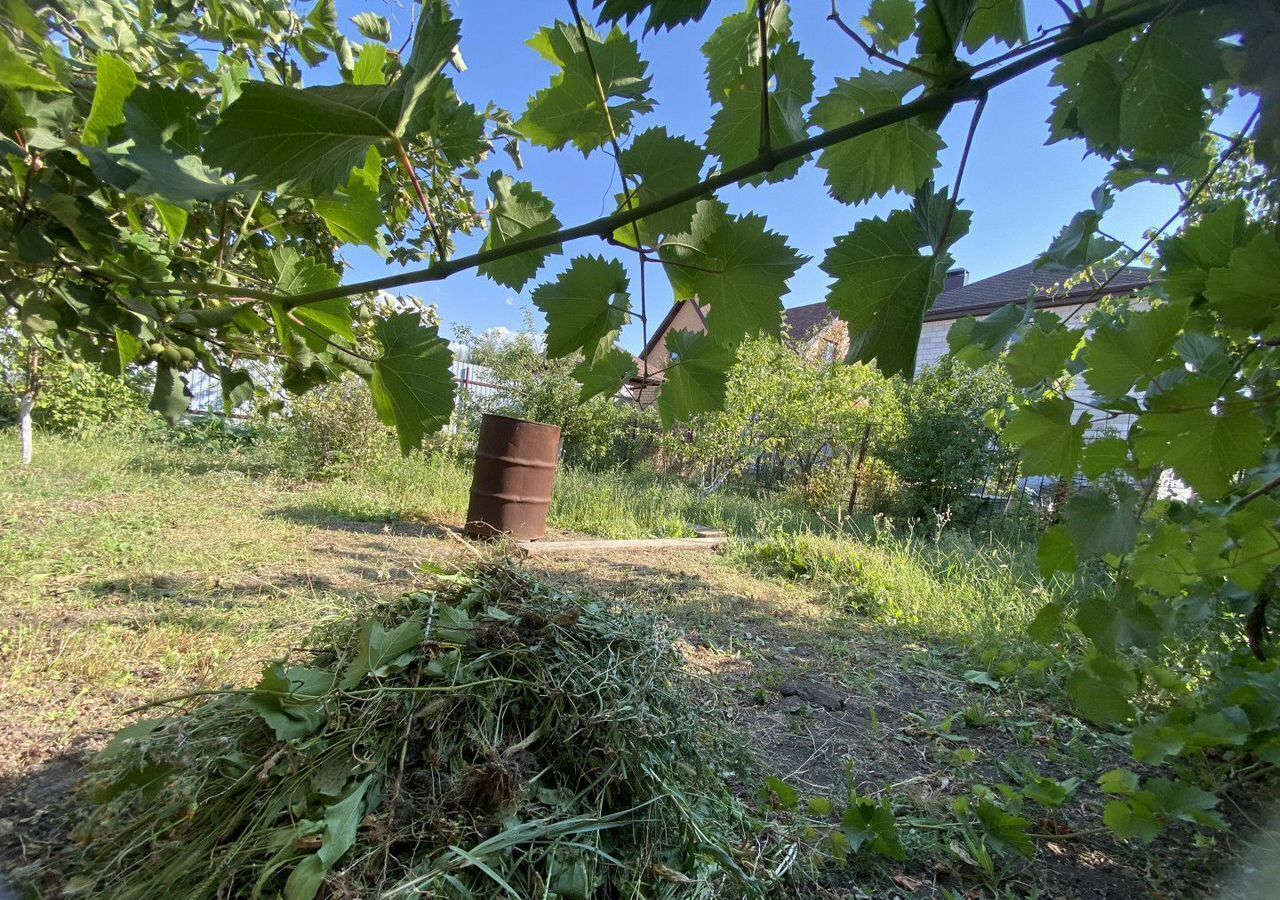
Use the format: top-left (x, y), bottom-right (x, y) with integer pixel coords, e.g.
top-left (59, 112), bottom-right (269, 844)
top-left (331, 0), bottom-right (1188, 352)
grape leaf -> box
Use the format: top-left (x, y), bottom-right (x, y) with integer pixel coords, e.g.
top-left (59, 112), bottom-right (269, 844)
top-left (150, 364), bottom-right (190, 425)
top-left (917, 0), bottom-right (1027, 59)
top-left (1081, 436), bottom-right (1130, 479)
top-left (533, 255), bottom-right (631, 360)
top-left (82, 53), bottom-right (137, 146)
top-left (1064, 488), bottom-right (1139, 558)
top-left (519, 21), bottom-right (653, 154)
top-left (271, 247), bottom-right (341, 296)
top-left (1103, 797), bottom-right (1162, 841)
top-left (1083, 301), bottom-right (1186, 400)
top-left (1203, 232), bottom-right (1280, 332)
top-left (861, 0), bottom-right (916, 52)
top-left (822, 190), bottom-right (968, 378)
top-left (1003, 314), bottom-right (1083, 388)
top-left (1116, 13), bottom-right (1223, 158)
top-left (351, 12), bottom-right (392, 42)
top-left (704, 39), bottom-right (813, 184)
top-left (658, 328), bottom-right (735, 427)
top-left (1037, 526), bottom-right (1077, 578)
top-left (1037, 187), bottom-right (1120, 271)
top-left (1001, 396), bottom-right (1087, 478)
top-left (593, 0), bottom-right (712, 32)
top-left (369, 312), bottom-right (457, 454)
top-left (975, 801), bottom-right (1034, 858)
top-left (659, 199), bottom-right (806, 347)
top-left (405, 78), bottom-right (487, 166)
top-left (574, 345), bottom-right (639, 401)
top-left (613, 126), bottom-right (706, 246)
top-left (478, 171), bottom-right (563, 290)
top-left (1132, 376), bottom-right (1265, 500)
top-left (947, 302), bottom-right (1025, 367)
top-left (1158, 199), bottom-right (1255, 302)
top-left (266, 249), bottom-right (352, 357)
top-left (1147, 778), bottom-right (1225, 829)
top-left (841, 797), bottom-right (905, 859)
top-left (810, 70), bottom-right (943, 205)
top-left (1239, 9), bottom-right (1280, 168)
top-left (702, 1), bottom-right (791, 100)
top-left (962, 0), bottom-right (1027, 52)
top-left (1046, 33), bottom-right (1128, 152)
top-left (1067, 655), bottom-right (1137, 724)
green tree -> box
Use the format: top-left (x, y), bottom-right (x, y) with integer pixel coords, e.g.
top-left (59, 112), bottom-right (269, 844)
top-left (675, 335), bottom-right (901, 501)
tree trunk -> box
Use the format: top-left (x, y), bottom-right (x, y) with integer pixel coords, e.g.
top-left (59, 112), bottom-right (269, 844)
top-left (18, 344), bottom-right (40, 466)
top-left (19, 392), bottom-right (35, 465)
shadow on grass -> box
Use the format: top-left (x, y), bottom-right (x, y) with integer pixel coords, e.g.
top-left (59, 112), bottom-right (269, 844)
top-left (0, 747), bottom-right (93, 892)
top-left (267, 503), bottom-right (458, 537)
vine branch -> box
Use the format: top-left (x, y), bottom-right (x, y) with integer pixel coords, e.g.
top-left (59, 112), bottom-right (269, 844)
top-left (120, 0), bottom-right (1202, 311)
top-left (567, 0), bottom-right (647, 380)
top-left (758, 0), bottom-right (772, 153)
top-left (828, 0), bottom-right (936, 79)
top-left (395, 138), bottom-right (446, 263)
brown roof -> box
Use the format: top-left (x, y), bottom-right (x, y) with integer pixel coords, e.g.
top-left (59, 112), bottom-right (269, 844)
top-left (783, 303), bottom-right (833, 342)
top-left (635, 264), bottom-right (1152, 372)
top-left (923, 263), bottom-right (1151, 321)
top-left (778, 263), bottom-right (1152, 332)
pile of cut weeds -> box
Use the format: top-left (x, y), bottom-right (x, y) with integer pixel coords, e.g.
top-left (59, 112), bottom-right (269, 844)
top-left (42, 563), bottom-right (781, 899)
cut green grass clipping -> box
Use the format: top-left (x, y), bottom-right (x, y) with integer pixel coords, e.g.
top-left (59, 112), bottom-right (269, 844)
top-left (57, 563), bottom-right (778, 899)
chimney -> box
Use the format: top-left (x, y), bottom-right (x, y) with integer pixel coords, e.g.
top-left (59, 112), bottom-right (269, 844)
top-left (944, 268), bottom-right (969, 291)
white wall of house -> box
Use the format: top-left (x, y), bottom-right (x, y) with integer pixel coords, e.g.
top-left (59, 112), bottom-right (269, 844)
top-left (917, 301), bottom-right (1141, 440)
top-left (916, 302), bottom-right (1100, 375)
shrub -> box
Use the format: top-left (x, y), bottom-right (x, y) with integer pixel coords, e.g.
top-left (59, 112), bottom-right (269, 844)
top-left (0, 349), bottom-right (149, 433)
top-left (887, 359), bottom-right (1013, 524)
top-left (143, 414), bottom-right (263, 452)
top-left (274, 375), bottom-right (398, 478)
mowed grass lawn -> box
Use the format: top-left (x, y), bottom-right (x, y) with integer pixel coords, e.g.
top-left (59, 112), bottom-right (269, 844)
top-left (0, 430), bottom-right (1265, 898)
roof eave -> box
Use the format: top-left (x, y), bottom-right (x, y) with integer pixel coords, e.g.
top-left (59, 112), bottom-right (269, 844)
top-left (922, 278), bottom-right (1152, 322)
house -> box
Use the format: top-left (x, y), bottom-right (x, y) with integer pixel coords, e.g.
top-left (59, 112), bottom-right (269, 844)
top-left (626, 262), bottom-right (1152, 407)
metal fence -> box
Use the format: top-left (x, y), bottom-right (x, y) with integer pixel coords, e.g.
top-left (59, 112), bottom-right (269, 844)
top-left (183, 361), bottom-right (509, 421)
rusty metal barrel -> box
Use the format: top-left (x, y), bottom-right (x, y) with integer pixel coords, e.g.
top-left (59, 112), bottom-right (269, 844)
top-left (464, 414), bottom-right (561, 540)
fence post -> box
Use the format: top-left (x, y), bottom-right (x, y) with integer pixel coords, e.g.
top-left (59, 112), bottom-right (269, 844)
top-left (847, 421), bottom-right (874, 513)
